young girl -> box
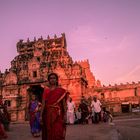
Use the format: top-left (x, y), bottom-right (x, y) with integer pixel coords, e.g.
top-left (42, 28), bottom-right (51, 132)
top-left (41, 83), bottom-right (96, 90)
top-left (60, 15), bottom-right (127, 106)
top-left (28, 94), bottom-right (41, 137)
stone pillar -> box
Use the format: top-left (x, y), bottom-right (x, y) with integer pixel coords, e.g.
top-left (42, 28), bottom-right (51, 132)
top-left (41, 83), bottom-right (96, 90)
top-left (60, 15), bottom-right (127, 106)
top-left (129, 103), bottom-right (132, 112)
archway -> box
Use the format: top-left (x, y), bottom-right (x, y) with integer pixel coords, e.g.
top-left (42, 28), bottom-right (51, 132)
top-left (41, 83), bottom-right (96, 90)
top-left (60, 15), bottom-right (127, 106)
top-left (121, 104), bottom-right (129, 113)
top-left (25, 85), bottom-right (44, 121)
top-left (29, 85), bottom-right (44, 102)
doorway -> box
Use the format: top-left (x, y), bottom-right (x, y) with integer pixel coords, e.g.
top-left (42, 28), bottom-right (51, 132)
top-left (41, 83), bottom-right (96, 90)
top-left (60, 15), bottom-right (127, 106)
top-left (29, 85), bottom-right (44, 102)
top-left (25, 85), bottom-right (44, 121)
top-left (121, 104), bottom-right (129, 113)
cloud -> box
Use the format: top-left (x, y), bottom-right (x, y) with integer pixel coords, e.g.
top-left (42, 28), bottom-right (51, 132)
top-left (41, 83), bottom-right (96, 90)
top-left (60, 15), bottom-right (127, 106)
top-left (67, 24), bottom-right (140, 85)
top-left (116, 36), bottom-right (129, 50)
top-left (67, 24), bottom-right (115, 56)
top-left (116, 35), bottom-right (138, 52)
top-left (67, 25), bottom-right (98, 47)
top-left (67, 25), bottom-right (132, 54)
top-left (114, 65), bottom-right (140, 84)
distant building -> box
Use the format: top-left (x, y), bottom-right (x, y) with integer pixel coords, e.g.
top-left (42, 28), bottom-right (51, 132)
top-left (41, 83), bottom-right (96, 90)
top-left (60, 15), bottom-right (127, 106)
top-left (0, 33), bottom-right (100, 121)
top-left (93, 82), bottom-right (140, 115)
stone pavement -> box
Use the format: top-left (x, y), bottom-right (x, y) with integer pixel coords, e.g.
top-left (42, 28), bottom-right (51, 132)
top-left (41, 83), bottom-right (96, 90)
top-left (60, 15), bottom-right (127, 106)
top-left (66, 123), bottom-right (120, 140)
top-left (114, 117), bottom-right (140, 140)
top-left (6, 122), bottom-right (120, 140)
top-left (113, 112), bottom-right (140, 120)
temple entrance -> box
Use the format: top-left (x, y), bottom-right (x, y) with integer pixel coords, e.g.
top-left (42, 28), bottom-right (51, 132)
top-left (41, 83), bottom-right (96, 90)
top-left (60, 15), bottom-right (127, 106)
top-left (25, 85), bottom-right (44, 121)
top-left (29, 85), bottom-right (44, 102)
top-left (121, 103), bottom-right (129, 113)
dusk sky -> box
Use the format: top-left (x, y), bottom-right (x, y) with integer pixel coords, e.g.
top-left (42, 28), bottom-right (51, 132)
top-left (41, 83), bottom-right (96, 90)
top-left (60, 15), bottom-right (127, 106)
top-left (0, 0), bottom-right (140, 85)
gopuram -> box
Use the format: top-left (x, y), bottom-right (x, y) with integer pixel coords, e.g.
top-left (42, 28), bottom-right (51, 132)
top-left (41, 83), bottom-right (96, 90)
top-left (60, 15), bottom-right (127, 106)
top-left (0, 33), bottom-right (101, 121)
top-left (0, 33), bottom-right (140, 121)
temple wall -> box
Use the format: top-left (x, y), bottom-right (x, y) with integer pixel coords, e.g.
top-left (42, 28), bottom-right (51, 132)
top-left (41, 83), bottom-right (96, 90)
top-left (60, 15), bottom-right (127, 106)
top-left (0, 34), bottom-right (139, 121)
top-left (93, 83), bottom-right (140, 114)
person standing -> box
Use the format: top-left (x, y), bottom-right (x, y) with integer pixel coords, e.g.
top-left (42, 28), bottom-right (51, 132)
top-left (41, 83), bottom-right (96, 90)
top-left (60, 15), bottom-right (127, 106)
top-left (2, 101), bottom-right (11, 131)
top-left (0, 96), bottom-right (7, 139)
top-left (0, 96), bottom-right (10, 132)
top-left (67, 97), bottom-right (75, 124)
top-left (28, 94), bottom-right (42, 137)
top-left (75, 108), bottom-right (81, 124)
top-left (79, 99), bottom-right (89, 124)
top-left (40, 73), bottom-right (67, 140)
top-left (91, 96), bottom-right (102, 124)
top-left (0, 122), bottom-right (7, 139)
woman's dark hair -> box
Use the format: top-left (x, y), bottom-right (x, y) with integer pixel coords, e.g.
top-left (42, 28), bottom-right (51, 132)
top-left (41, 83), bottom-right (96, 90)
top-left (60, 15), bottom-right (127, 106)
top-left (47, 73), bottom-right (59, 85)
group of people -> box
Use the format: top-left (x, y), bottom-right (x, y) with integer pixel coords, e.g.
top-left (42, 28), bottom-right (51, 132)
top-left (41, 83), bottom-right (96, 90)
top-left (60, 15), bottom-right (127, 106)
top-left (28, 72), bottom-right (68, 140)
top-left (66, 95), bottom-right (113, 125)
top-left (84, 96), bottom-right (113, 124)
top-left (28, 72), bottom-right (113, 140)
top-left (0, 72), bottom-right (67, 140)
top-left (0, 96), bottom-right (10, 139)
top-left (0, 72), bottom-right (112, 140)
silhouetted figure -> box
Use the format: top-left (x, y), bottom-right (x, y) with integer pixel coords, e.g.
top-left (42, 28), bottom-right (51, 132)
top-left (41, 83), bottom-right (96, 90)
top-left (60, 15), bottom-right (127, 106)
top-left (79, 99), bottom-right (89, 124)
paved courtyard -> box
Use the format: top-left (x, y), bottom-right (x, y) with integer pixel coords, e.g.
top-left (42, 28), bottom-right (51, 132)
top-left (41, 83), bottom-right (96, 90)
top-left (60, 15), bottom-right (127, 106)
top-left (6, 114), bottom-right (140, 140)
top-left (114, 118), bottom-right (140, 140)
top-left (6, 122), bottom-right (119, 140)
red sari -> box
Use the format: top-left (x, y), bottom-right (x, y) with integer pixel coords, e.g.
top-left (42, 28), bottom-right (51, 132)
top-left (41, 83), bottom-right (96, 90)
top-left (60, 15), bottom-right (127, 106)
top-left (42, 87), bottom-right (67, 140)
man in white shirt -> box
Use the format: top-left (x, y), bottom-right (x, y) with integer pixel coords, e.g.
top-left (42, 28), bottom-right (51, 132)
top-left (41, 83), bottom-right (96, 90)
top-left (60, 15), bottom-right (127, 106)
top-left (91, 96), bottom-right (102, 123)
top-left (67, 97), bottom-right (75, 124)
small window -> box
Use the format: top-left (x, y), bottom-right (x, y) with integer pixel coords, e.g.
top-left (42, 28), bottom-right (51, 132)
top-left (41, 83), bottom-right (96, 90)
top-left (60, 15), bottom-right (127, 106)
top-left (37, 57), bottom-right (40, 61)
top-left (134, 88), bottom-right (137, 96)
top-left (4, 100), bottom-right (11, 107)
top-left (38, 48), bottom-right (42, 51)
top-left (33, 71), bottom-right (37, 77)
top-left (101, 93), bottom-right (105, 98)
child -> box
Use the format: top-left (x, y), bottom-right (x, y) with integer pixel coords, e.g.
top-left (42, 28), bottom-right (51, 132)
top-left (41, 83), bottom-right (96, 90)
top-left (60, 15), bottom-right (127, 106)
top-left (28, 94), bottom-right (42, 137)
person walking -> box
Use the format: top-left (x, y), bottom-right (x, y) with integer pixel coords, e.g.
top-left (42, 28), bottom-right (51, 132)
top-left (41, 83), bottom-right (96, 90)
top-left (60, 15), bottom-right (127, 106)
top-left (79, 99), bottom-right (89, 124)
top-left (67, 97), bottom-right (75, 124)
top-left (40, 72), bottom-right (67, 140)
top-left (91, 96), bottom-right (102, 124)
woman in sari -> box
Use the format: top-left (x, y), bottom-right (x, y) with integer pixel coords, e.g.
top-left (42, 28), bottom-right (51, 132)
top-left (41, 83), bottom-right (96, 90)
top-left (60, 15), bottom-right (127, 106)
top-left (40, 73), bottom-right (67, 140)
top-left (28, 94), bottom-right (41, 137)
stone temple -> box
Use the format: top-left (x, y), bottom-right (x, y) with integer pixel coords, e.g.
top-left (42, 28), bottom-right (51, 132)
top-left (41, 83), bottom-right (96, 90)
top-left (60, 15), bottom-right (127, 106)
top-left (0, 33), bottom-right (101, 121)
top-left (1, 33), bottom-right (140, 121)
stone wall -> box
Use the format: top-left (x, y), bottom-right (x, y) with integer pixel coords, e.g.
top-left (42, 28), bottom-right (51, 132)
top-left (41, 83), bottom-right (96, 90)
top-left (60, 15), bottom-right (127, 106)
top-left (93, 82), bottom-right (140, 114)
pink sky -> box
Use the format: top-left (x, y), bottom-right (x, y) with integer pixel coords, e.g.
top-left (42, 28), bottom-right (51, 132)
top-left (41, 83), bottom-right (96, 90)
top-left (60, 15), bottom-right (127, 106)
top-left (0, 0), bottom-right (140, 85)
